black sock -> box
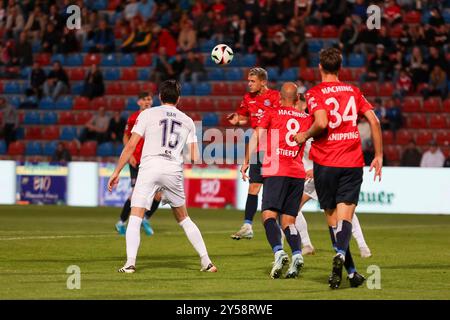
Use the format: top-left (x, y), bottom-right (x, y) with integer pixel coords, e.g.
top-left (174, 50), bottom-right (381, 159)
top-left (119, 199), bottom-right (131, 223)
top-left (145, 200), bottom-right (160, 219)
top-left (283, 225), bottom-right (302, 255)
top-left (244, 194), bottom-right (258, 224)
top-left (328, 226), bottom-right (337, 251)
top-left (263, 218), bottom-right (282, 253)
top-left (345, 247), bottom-right (356, 274)
top-left (336, 220), bottom-right (352, 256)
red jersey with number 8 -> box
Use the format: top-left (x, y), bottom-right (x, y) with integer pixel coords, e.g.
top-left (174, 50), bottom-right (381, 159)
top-left (257, 106), bottom-right (312, 178)
top-left (306, 81), bottom-right (372, 168)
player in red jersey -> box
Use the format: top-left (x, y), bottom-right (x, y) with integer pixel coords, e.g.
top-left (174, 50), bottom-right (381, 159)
top-left (227, 67), bottom-right (280, 240)
top-left (115, 92), bottom-right (162, 236)
top-left (295, 48), bottom-right (383, 289)
top-left (241, 82), bottom-right (312, 279)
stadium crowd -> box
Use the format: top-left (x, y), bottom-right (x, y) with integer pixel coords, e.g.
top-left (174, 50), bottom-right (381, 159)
top-left (0, 0), bottom-right (449, 167)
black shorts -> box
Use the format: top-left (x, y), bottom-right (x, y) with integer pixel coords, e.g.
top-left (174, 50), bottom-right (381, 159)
top-left (262, 176), bottom-right (304, 217)
top-left (249, 152), bottom-right (264, 184)
top-left (129, 164), bottom-right (139, 188)
top-left (313, 163), bottom-right (363, 210)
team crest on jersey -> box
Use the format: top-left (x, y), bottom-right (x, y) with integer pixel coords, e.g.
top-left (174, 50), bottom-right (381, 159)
top-left (264, 99), bottom-right (271, 106)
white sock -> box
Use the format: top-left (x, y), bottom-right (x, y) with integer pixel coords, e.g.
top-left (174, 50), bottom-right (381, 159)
top-left (125, 215), bottom-right (142, 267)
top-left (352, 214), bottom-right (368, 249)
top-left (179, 217), bottom-right (211, 267)
top-left (295, 211), bottom-right (312, 247)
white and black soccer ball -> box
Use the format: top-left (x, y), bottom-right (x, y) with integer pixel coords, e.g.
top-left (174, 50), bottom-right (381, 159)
top-left (211, 44), bottom-right (234, 65)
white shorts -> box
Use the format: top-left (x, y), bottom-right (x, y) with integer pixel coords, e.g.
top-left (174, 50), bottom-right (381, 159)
top-left (131, 168), bottom-right (185, 210)
top-left (304, 178), bottom-right (318, 201)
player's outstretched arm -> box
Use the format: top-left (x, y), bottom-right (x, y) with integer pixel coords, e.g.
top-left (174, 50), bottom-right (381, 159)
top-left (187, 142), bottom-right (200, 164)
top-left (227, 113), bottom-right (249, 126)
top-left (295, 109), bottom-right (328, 145)
top-left (365, 109), bottom-right (383, 181)
top-left (108, 133), bottom-right (141, 191)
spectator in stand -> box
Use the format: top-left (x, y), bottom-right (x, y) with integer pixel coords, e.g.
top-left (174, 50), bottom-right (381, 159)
top-left (178, 20), bottom-right (197, 53)
top-left (27, 61), bottom-right (46, 100)
top-left (107, 111), bottom-right (126, 144)
top-left (77, 7), bottom-right (98, 45)
top-left (427, 46), bottom-right (448, 76)
top-left (0, 97), bottom-right (18, 148)
top-left (386, 98), bottom-right (403, 133)
top-left (210, 11), bottom-right (228, 44)
top-left (434, 24), bottom-right (449, 49)
top-left (90, 19), bottom-right (115, 53)
top-left (393, 69), bottom-right (412, 100)
top-left (351, 0), bottom-right (367, 25)
top-left (79, 107), bottom-right (110, 144)
top-left (260, 31), bottom-right (290, 70)
top-left (48, 4), bottom-right (63, 31)
top-left (43, 61), bottom-right (70, 102)
top-left (287, 32), bottom-right (308, 68)
top-left (373, 98), bottom-right (390, 130)
top-left (194, 10), bottom-right (214, 41)
top-left (376, 26), bottom-right (395, 54)
top-left (420, 140), bottom-right (445, 168)
top-left (422, 65), bottom-right (448, 99)
top-left (383, 0), bottom-right (402, 26)
top-left (59, 27), bottom-right (80, 54)
top-left (124, 0), bottom-right (139, 21)
top-left (248, 26), bottom-right (267, 60)
top-left (212, 0), bottom-right (226, 14)
top-left (121, 21), bottom-right (151, 53)
top-left (152, 26), bottom-right (177, 57)
top-left (408, 46), bottom-right (428, 89)
top-left (13, 31), bottom-right (33, 67)
top-left (41, 22), bottom-right (60, 53)
top-left (391, 51), bottom-right (408, 81)
top-left (81, 64), bottom-right (105, 100)
top-left (400, 140), bottom-right (422, 167)
top-left (170, 53), bottom-right (186, 80)
top-left (428, 7), bottom-right (445, 28)
top-left (408, 25), bottom-right (426, 48)
top-left (137, 0), bottom-right (156, 22)
top-left (355, 24), bottom-right (379, 56)
top-left (24, 5), bottom-right (45, 41)
top-left (339, 16), bottom-right (358, 57)
top-left (155, 2), bottom-right (172, 28)
top-left (180, 51), bottom-right (206, 85)
top-left (151, 46), bottom-right (174, 85)
top-left (5, 5), bottom-right (24, 39)
top-left (360, 44), bottom-right (390, 83)
top-left (294, 0), bottom-right (312, 21)
top-left (52, 142), bottom-right (72, 163)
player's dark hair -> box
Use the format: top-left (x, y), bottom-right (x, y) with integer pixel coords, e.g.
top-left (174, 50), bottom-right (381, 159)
top-left (159, 80), bottom-right (181, 104)
top-left (319, 48), bottom-right (342, 75)
top-left (248, 67), bottom-right (268, 81)
top-left (138, 91), bottom-right (152, 100)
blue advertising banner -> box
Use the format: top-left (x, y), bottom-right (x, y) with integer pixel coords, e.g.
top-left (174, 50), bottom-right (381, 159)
top-left (16, 162), bottom-right (68, 205)
top-left (98, 163), bottom-right (131, 207)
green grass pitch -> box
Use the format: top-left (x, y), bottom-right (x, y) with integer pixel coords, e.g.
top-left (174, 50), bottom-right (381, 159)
top-left (0, 205), bottom-right (449, 300)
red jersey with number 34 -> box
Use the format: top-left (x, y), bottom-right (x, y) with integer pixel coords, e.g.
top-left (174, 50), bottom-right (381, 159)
top-left (257, 106), bottom-right (312, 178)
top-left (306, 81), bottom-right (373, 167)
top-left (124, 110), bottom-right (145, 164)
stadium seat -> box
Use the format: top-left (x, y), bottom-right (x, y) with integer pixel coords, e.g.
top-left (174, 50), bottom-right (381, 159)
top-left (230, 83), bottom-right (247, 96)
top-left (415, 130), bottom-right (434, 146)
top-left (84, 53), bottom-right (101, 66)
top-left (25, 142), bottom-right (42, 156)
top-left (243, 54), bottom-right (257, 67)
top-left (429, 114), bottom-right (448, 129)
top-left (208, 68), bottom-right (224, 82)
top-left (140, 82), bottom-right (157, 94)
top-left (384, 145), bottom-right (400, 162)
top-left (110, 97), bottom-right (125, 111)
top-left (90, 97), bottom-right (108, 109)
top-left (422, 98), bottom-right (442, 112)
top-left (69, 69), bottom-right (85, 81)
top-left (436, 131), bottom-right (450, 146)
top-left (307, 39), bottom-right (323, 53)
top-left (114, 143), bottom-right (124, 157)
top-left (407, 114), bottom-right (428, 129)
top-left (65, 54), bottom-right (83, 66)
top-left (382, 131), bottom-right (394, 145)
top-left (51, 54), bottom-right (65, 65)
top-left (179, 97), bottom-right (197, 111)
top-left (444, 99), bottom-right (450, 113)
top-left (378, 82), bottom-right (394, 97)
top-left (79, 141), bottom-right (97, 157)
top-left (97, 142), bottom-right (114, 157)
top-left (194, 83), bottom-right (212, 96)
top-left (403, 98), bottom-right (421, 112)
top-left (58, 96), bottom-right (74, 110)
top-left (20, 67), bottom-right (31, 79)
top-left (212, 82), bottom-right (230, 96)
top-left (361, 82), bottom-right (378, 96)
top-left (75, 112), bottom-right (93, 125)
top-left (58, 111), bottom-right (75, 125)
top-left (138, 68), bottom-right (150, 80)
top-left (267, 67), bottom-right (279, 81)
top-left (225, 68), bottom-right (243, 81)
top-left (16, 127), bottom-right (24, 139)
top-left (216, 98), bottom-right (234, 112)
top-left (153, 96), bottom-right (161, 106)
top-left (7, 141), bottom-right (25, 156)
top-left (73, 96), bottom-right (90, 110)
top-left (186, 112), bottom-right (202, 122)
top-left (122, 82), bottom-right (140, 95)
top-left (197, 97), bottom-right (216, 111)
top-left (25, 127), bottom-right (42, 140)
top-left (404, 11), bottom-right (421, 23)
top-left (126, 97), bottom-right (138, 111)
top-left (119, 54), bottom-right (135, 66)
top-left (65, 141), bottom-right (79, 156)
top-left (135, 53), bottom-right (152, 66)
top-left (104, 68), bottom-right (121, 81)
top-left (0, 140), bottom-right (6, 155)
top-left (321, 25), bottom-right (338, 38)
top-left (101, 54), bottom-right (118, 67)
top-left (71, 82), bottom-right (84, 95)
top-left (24, 111), bottom-right (41, 125)
top-left (35, 53), bottom-right (51, 66)
top-left (347, 54), bottom-right (365, 67)
top-left (395, 129), bottom-right (413, 145)
top-left (305, 25), bottom-right (320, 38)
top-left (43, 141), bottom-right (58, 156)
top-left (106, 83), bottom-right (122, 95)
top-left (300, 68), bottom-right (316, 82)
top-left (60, 127), bottom-right (78, 140)
top-left (92, 0), bottom-right (107, 10)
top-left (278, 68), bottom-right (298, 81)
top-left (42, 112), bottom-right (57, 125)
top-left (202, 112), bottom-right (219, 126)
top-left (181, 82), bottom-right (194, 95)
top-left (389, 24), bottom-right (403, 37)
top-left (38, 97), bottom-right (55, 110)
top-left (4, 82), bottom-right (22, 94)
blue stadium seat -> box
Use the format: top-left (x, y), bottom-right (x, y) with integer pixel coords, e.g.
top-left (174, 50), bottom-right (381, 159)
top-left (101, 54), bottom-right (118, 67)
top-left (205, 56), bottom-right (217, 67)
top-left (181, 82), bottom-right (193, 95)
top-left (39, 97), bottom-right (55, 110)
top-left (0, 140), bottom-right (6, 155)
top-left (225, 68), bottom-right (243, 81)
top-left (444, 10), bottom-right (450, 24)
top-left (347, 54), bottom-right (365, 67)
top-left (308, 39), bottom-right (323, 53)
top-left (138, 69), bottom-right (150, 80)
top-left (308, 54), bottom-right (320, 67)
top-left (71, 82), bottom-right (84, 95)
top-left (97, 142), bottom-right (114, 157)
top-left (267, 67), bottom-right (279, 81)
top-left (4, 82), bottom-right (22, 94)
top-left (58, 96), bottom-right (73, 110)
top-left (243, 54), bottom-right (257, 67)
top-left (119, 54), bottom-right (135, 66)
top-left (42, 112), bottom-right (57, 125)
top-left (104, 68), bottom-right (120, 80)
top-left (199, 39), bottom-right (215, 53)
top-left (25, 142), bottom-right (42, 156)
top-left (231, 54), bottom-right (243, 67)
top-left (208, 68), bottom-right (225, 81)
top-left (153, 96), bottom-right (161, 106)
top-left (121, 111), bottom-right (130, 119)
top-left (24, 111), bottom-right (41, 125)
top-left (194, 83), bottom-right (211, 96)
top-left (126, 97), bottom-right (138, 110)
top-left (202, 112), bottom-right (219, 126)
top-left (51, 54), bottom-right (65, 64)
top-left (9, 96), bottom-right (22, 108)
top-left (43, 141), bottom-right (58, 156)
top-left (92, 0), bottom-right (107, 10)
top-left (65, 54), bottom-right (83, 66)
top-left (60, 127), bottom-right (78, 140)
top-left (32, 42), bottom-right (41, 53)
top-left (279, 68), bottom-right (298, 81)
top-left (20, 67), bottom-right (31, 79)
top-left (114, 144), bottom-right (124, 156)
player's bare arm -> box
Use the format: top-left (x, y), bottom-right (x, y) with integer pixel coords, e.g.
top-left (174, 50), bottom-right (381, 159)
top-left (241, 127), bottom-right (263, 181)
top-left (187, 142), bottom-right (200, 164)
top-left (122, 132), bottom-right (137, 167)
top-left (227, 113), bottom-right (249, 126)
top-left (365, 109), bottom-right (383, 181)
top-left (108, 133), bottom-right (141, 191)
top-left (295, 109), bottom-right (328, 145)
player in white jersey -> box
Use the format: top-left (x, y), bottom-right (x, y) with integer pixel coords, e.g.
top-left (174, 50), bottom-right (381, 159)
top-left (295, 96), bottom-right (372, 258)
top-left (108, 80), bottom-right (217, 273)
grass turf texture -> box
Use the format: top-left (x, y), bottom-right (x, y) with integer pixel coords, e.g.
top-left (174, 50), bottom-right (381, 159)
top-left (0, 205), bottom-right (449, 300)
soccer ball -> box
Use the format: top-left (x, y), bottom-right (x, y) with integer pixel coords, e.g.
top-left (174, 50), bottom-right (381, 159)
top-left (211, 44), bottom-right (234, 65)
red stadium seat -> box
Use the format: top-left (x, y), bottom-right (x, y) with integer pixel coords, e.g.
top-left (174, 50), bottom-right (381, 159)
top-left (65, 141), bottom-right (79, 156)
top-left (140, 82), bottom-right (157, 94)
top-left (197, 97), bottom-right (216, 111)
top-left (378, 82), bottom-right (394, 97)
top-left (230, 82), bottom-right (247, 96)
top-left (185, 112), bottom-right (202, 122)
top-left (389, 24), bottom-right (403, 37)
top-left (216, 98), bottom-right (235, 112)
top-left (415, 130), bottom-right (434, 146)
top-left (429, 114), bottom-right (447, 129)
top-left (107, 0), bottom-right (121, 10)
top-left (361, 82), bottom-right (378, 96)
top-left (84, 53), bottom-right (101, 66)
top-left (404, 11), bottom-right (421, 23)
top-left (74, 111), bottom-right (93, 125)
top-left (436, 131), bottom-right (450, 146)
top-left (73, 96), bottom-right (90, 110)
top-left (300, 68), bottom-right (317, 82)
top-left (212, 83), bottom-right (230, 96)
top-left (422, 98), bottom-right (442, 112)
top-left (106, 83), bottom-right (122, 95)
top-left (69, 69), bottom-right (85, 81)
top-left (42, 127), bottom-right (60, 140)
top-left (338, 68), bottom-right (353, 81)
top-left (25, 127), bottom-right (42, 140)
top-left (109, 97), bottom-right (125, 111)
top-left (403, 98), bottom-right (421, 112)
top-left (90, 97), bottom-right (108, 109)
top-left (179, 97), bottom-right (197, 111)
top-left (321, 25), bottom-right (338, 38)
top-left (135, 53), bottom-right (152, 67)
top-left (122, 82), bottom-right (140, 95)
top-left (382, 131), bottom-right (394, 145)
top-left (395, 129), bottom-right (413, 145)
top-left (8, 141), bottom-right (25, 156)
top-left (120, 68), bottom-right (138, 81)
top-left (384, 145), bottom-right (400, 162)
top-left (305, 25), bottom-right (320, 38)
top-left (406, 114), bottom-right (427, 129)
top-left (58, 111), bottom-right (74, 125)
top-left (35, 53), bottom-right (51, 66)
top-left (79, 141), bottom-right (97, 157)
top-left (443, 99), bottom-right (450, 113)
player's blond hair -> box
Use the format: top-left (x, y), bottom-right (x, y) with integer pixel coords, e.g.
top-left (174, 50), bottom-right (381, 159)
top-left (248, 67), bottom-right (268, 81)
